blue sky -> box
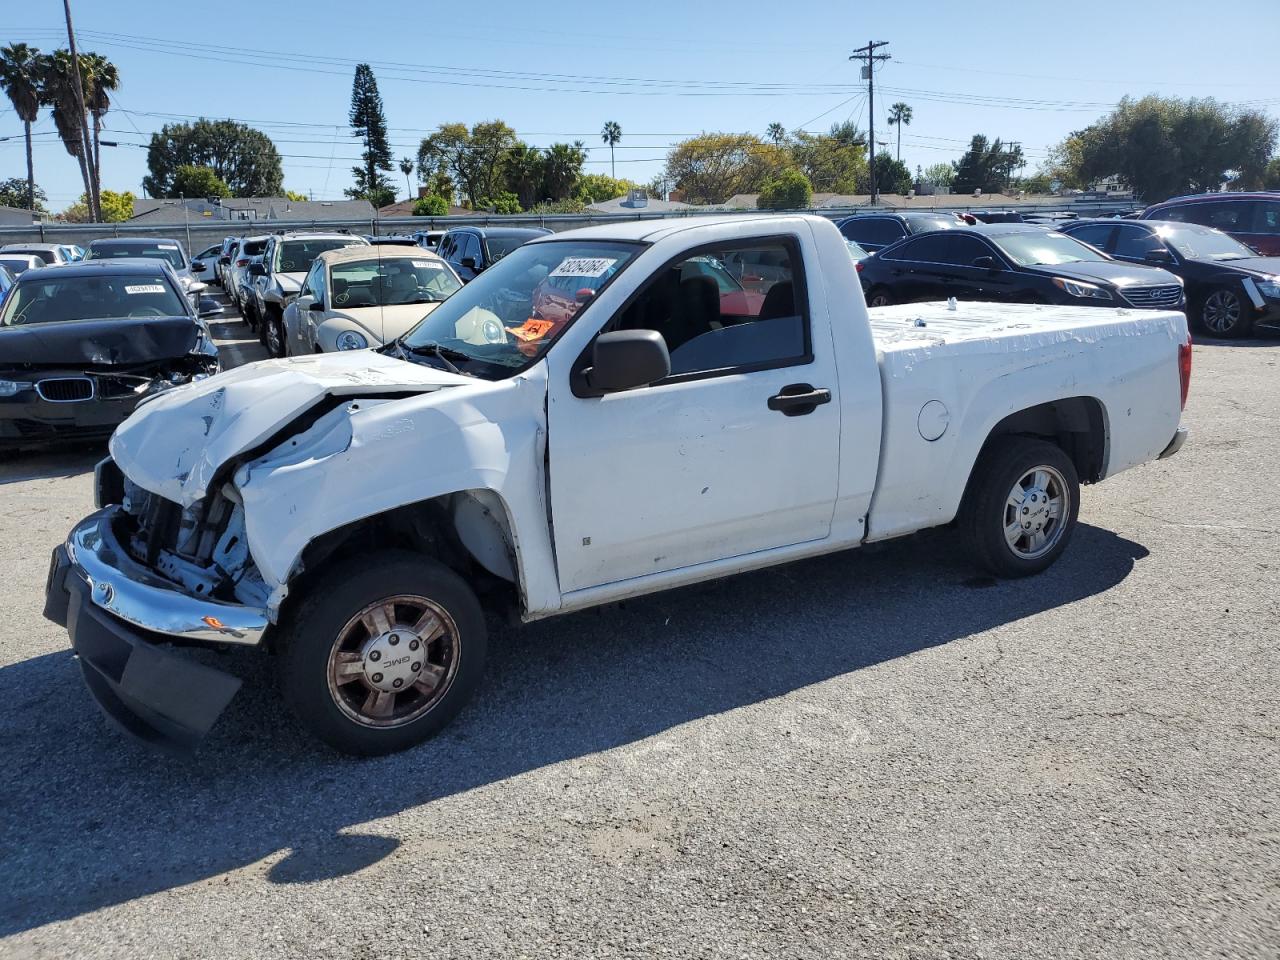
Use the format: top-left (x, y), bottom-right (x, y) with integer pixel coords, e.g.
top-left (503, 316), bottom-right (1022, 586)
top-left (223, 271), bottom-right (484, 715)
top-left (5, 0), bottom-right (1278, 208)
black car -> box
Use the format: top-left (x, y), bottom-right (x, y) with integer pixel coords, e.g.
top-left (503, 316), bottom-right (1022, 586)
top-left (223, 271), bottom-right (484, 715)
top-left (0, 261), bottom-right (220, 448)
top-left (836, 211), bottom-right (962, 253)
top-left (438, 226), bottom-right (554, 281)
top-left (858, 224), bottom-right (1184, 310)
top-left (1060, 218), bottom-right (1280, 338)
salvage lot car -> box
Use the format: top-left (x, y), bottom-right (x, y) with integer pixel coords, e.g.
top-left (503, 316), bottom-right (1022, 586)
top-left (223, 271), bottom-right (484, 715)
top-left (45, 214), bottom-right (1190, 757)
top-left (0, 260), bottom-right (220, 448)
top-left (249, 231), bottom-right (368, 356)
top-left (282, 246), bottom-right (462, 354)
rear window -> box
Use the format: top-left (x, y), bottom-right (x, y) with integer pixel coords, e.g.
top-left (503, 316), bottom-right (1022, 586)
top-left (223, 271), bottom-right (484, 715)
top-left (275, 238), bottom-right (364, 274)
top-left (906, 215), bottom-right (960, 234)
top-left (87, 241), bottom-right (186, 269)
top-left (6, 248), bottom-right (56, 265)
top-left (2, 273), bottom-right (186, 325)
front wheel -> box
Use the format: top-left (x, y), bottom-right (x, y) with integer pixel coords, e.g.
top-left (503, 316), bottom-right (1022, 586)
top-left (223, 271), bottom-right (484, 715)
top-left (263, 310), bottom-right (286, 358)
top-left (1199, 286), bottom-right (1253, 338)
top-left (279, 552), bottom-right (487, 756)
top-left (959, 437), bottom-right (1080, 578)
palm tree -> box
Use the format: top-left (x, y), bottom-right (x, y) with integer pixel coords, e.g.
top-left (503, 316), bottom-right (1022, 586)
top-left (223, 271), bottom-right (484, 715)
top-left (886, 102), bottom-right (913, 164)
top-left (600, 120), bottom-right (621, 179)
top-left (766, 122), bottom-right (786, 146)
top-left (38, 50), bottom-right (95, 217)
top-left (81, 52), bottom-right (117, 218)
top-left (0, 43), bottom-right (42, 212)
top-left (505, 143), bottom-right (544, 209)
top-left (544, 141), bottom-right (586, 201)
top-left (399, 156), bottom-right (414, 200)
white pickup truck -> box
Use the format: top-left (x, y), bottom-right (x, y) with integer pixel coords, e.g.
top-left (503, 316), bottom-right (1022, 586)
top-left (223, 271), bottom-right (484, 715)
top-left (45, 214), bottom-right (1191, 756)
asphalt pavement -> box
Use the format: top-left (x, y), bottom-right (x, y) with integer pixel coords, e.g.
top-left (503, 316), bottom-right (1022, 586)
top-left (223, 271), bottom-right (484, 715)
top-left (0, 304), bottom-right (1276, 959)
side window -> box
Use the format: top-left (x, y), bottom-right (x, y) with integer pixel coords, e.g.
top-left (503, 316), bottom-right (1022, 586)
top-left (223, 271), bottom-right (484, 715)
top-left (886, 234), bottom-right (990, 265)
top-left (439, 235), bottom-right (456, 260)
top-left (1252, 201), bottom-right (1280, 235)
top-left (1066, 224), bottom-right (1115, 250)
top-left (841, 218), bottom-right (902, 246)
top-left (1182, 201), bottom-right (1248, 230)
top-left (1113, 226), bottom-right (1164, 259)
top-left (615, 240), bottom-right (809, 379)
top-left (301, 261), bottom-right (324, 302)
top-left (462, 235), bottom-right (481, 262)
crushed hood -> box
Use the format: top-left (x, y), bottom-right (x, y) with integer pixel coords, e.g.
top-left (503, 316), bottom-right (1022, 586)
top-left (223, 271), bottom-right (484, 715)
top-left (0, 316), bottom-right (200, 369)
top-left (110, 350), bottom-right (470, 506)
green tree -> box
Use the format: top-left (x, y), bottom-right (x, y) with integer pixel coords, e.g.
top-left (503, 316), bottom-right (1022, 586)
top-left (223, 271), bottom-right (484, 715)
top-left (81, 52), bottom-right (119, 214)
top-left (921, 162), bottom-right (954, 189)
top-left (475, 191), bottom-right (521, 214)
top-left (504, 143), bottom-right (545, 209)
top-left (37, 50), bottom-right (96, 218)
top-left (664, 132), bottom-right (792, 204)
top-left (57, 188), bottom-right (133, 223)
top-left (284, 188), bottom-right (307, 201)
top-left (1263, 157), bottom-right (1280, 191)
top-left (871, 153), bottom-right (912, 195)
top-left (952, 135), bottom-right (1023, 194)
top-left (600, 120), bottom-right (622, 179)
top-left (543, 141), bottom-right (587, 201)
top-left (413, 194), bottom-right (450, 216)
top-left (789, 125), bottom-right (867, 193)
top-left (144, 119), bottom-right (283, 197)
top-left (1049, 96), bottom-right (1277, 201)
top-left (0, 43), bottom-right (43, 212)
top-left (758, 169), bottom-right (813, 209)
top-left (418, 120), bottom-right (519, 208)
top-left (170, 164), bottom-right (231, 198)
top-left (886, 102), bottom-right (913, 163)
top-left (347, 63), bottom-right (394, 204)
top-left (766, 122), bottom-right (786, 146)
top-left (574, 173), bottom-right (639, 204)
top-left (398, 156), bottom-right (414, 200)
top-left (0, 177), bottom-right (47, 214)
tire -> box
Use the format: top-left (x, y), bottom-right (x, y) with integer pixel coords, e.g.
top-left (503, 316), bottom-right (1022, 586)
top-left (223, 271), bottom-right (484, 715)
top-left (1199, 285), bottom-right (1254, 338)
top-left (866, 287), bottom-right (892, 308)
top-left (278, 551), bottom-right (487, 756)
top-left (959, 437), bottom-right (1080, 578)
top-left (263, 310), bottom-right (286, 358)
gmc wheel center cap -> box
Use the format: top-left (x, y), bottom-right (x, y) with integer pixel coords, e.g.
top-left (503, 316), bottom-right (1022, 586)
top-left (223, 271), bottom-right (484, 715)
top-left (361, 631), bottom-right (424, 693)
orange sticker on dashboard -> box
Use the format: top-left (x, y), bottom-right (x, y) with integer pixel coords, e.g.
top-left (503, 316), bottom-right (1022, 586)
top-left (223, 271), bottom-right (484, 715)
top-left (506, 318), bottom-right (555, 341)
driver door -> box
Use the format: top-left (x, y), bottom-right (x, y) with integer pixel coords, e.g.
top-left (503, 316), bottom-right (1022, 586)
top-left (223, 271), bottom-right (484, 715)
top-left (546, 237), bottom-right (840, 595)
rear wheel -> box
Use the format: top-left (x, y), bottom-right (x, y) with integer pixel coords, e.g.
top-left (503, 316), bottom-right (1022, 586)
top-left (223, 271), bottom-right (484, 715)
top-left (866, 287), bottom-right (892, 308)
top-left (960, 437), bottom-right (1080, 578)
top-left (279, 552), bottom-right (487, 756)
top-left (1199, 286), bottom-right (1253, 338)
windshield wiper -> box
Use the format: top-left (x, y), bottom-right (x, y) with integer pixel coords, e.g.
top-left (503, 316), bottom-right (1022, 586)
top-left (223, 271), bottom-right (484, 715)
top-left (396, 338), bottom-right (471, 375)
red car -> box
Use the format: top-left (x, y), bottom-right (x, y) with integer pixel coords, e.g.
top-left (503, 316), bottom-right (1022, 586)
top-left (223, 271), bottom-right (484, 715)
top-left (1141, 192), bottom-right (1280, 256)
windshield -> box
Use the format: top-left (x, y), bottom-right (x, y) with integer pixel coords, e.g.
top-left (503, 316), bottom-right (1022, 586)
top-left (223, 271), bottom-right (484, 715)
top-left (1158, 224), bottom-right (1255, 261)
top-left (276, 238), bottom-right (363, 274)
top-left (909, 216), bottom-right (959, 234)
top-left (1, 272), bottom-right (186, 325)
top-left (87, 241), bottom-right (186, 269)
top-left (993, 231), bottom-right (1107, 266)
top-left (399, 240), bottom-right (642, 377)
top-left (331, 257), bottom-right (462, 307)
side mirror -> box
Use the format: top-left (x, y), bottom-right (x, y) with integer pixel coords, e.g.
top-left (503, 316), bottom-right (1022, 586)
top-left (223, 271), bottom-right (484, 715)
top-left (585, 330), bottom-right (671, 393)
top-left (190, 260), bottom-right (205, 272)
top-left (1144, 248), bottom-right (1175, 264)
top-left (248, 262), bottom-right (266, 277)
top-left (971, 256), bottom-right (999, 271)
top-left (198, 297), bottom-right (223, 319)
top-left (460, 256), bottom-right (477, 271)
top-left (308, 300), bottom-right (325, 311)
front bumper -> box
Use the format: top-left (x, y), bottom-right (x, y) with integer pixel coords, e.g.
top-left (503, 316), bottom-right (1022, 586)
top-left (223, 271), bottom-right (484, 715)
top-left (0, 391), bottom-right (136, 448)
top-left (43, 508), bottom-right (270, 752)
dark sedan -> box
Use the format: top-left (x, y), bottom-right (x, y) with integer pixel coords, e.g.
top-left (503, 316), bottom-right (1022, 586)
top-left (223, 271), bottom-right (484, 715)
top-left (1061, 219), bottom-right (1280, 338)
top-left (837, 211), bottom-right (962, 254)
top-left (858, 224), bottom-right (1183, 311)
top-left (0, 261), bottom-right (220, 449)
top-left (438, 226), bottom-right (553, 282)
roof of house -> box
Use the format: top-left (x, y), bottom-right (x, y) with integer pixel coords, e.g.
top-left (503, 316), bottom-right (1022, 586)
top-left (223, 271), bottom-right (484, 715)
top-left (376, 199), bottom-right (472, 218)
top-left (0, 205), bottom-right (36, 225)
top-left (130, 197), bottom-right (376, 223)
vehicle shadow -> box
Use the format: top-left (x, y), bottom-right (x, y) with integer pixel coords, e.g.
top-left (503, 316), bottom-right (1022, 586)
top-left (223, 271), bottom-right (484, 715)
top-left (0, 523), bottom-right (1148, 935)
top-left (0, 446), bottom-right (101, 485)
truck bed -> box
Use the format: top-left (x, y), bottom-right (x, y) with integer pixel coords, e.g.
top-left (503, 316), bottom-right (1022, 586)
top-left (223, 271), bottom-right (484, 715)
top-left (862, 299), bottom-right (1187, 543)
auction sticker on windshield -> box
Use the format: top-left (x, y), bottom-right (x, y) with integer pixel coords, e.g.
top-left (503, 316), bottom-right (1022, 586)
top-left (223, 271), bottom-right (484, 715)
top-left (124, 284), bottom-right (167, 294)
top-left (550, 257), bottom-right (617, 278)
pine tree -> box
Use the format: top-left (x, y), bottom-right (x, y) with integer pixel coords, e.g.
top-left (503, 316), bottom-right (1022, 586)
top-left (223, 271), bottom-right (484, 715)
top-left (347, 63), bottom-right (394, 205)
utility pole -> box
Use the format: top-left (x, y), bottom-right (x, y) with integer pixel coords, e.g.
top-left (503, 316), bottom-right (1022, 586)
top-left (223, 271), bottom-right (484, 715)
top-left (850, 41), bottom-right (891, 205)
top-left (62, 0), bottom-right (100, 222)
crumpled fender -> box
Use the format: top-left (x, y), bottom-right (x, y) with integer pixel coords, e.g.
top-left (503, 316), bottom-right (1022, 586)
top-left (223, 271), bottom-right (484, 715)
top-left (233, 364), bottom-right (559, 618)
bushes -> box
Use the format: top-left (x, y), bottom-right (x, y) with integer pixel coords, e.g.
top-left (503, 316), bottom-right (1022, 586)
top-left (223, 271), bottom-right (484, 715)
top-left (475, 192), bottom-right (521, 214)
top-left (757, 169), bottom-right (813, 210)
top-left (413, 194), bottom-right (450, 216)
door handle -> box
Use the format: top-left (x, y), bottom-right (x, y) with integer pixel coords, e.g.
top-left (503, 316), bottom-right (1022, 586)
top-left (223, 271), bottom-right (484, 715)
top-left (768, 383), bottom-right (831, 416)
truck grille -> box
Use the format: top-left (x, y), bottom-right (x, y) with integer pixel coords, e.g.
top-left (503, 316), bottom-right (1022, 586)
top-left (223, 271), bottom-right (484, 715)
top-left (35, 377), bottom-right (95, 402)
top-left (1121, 284), bottom-right (1183, 309)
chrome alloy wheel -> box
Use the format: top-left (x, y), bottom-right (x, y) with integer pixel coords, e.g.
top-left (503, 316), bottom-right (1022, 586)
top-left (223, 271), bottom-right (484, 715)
top-left (1203, 289), bottom-right (1242, 334)
top-left (1004, 465), bottom-right (1070, 560)
top-left (326, 595), bottom-right (460, 727)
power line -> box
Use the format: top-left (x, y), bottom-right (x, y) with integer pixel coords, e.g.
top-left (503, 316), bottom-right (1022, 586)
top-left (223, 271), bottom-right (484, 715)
top-left (850, 41), bottom-right (891, 203)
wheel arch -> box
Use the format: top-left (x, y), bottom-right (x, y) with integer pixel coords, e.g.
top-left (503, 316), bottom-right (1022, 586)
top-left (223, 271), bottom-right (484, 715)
top-left (966, 395), bottom-right (1109, 494)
